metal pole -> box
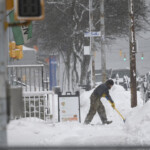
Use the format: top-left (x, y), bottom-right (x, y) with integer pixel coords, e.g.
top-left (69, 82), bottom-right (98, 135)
top-left (89, 0), bottom-right (92, 87)
top-left (129, 0), bottom-right (137, 108)
top-left (0, 0), bottom-right (8, 146)
top-left (100, 0), bottom-right (106, 83)
top-left (52, 93), bottom-right (55, 124)
top-left (41, 66), bottom-right (44, 91)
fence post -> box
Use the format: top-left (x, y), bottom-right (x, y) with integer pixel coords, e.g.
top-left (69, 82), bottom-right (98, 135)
top-left (52, 92), bottom-right (55, 124)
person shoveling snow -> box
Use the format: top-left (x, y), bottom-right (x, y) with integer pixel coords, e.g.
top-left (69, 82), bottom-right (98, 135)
top-left (84, 79), bottom-right (115, 125)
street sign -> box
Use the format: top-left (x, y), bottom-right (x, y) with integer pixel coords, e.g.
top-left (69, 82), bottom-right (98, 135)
top-left (84, 46), bottom-right (90, 55)
top-left (84, 31), bottom-right (101, 37)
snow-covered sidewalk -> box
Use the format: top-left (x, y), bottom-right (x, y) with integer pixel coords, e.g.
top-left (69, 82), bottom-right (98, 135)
top-left (8, 119), bottom-right (128, 146)
top-left (7, 85), bottom-right (150, 146)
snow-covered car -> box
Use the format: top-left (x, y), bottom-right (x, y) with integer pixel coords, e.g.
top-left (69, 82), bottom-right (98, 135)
top-left (110, 69), bottom-right (130, 87)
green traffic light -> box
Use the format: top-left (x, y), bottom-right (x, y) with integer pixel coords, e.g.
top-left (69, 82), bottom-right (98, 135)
top-left (141, 57), bottom-right (144, 60)
top-left (124, 58), bottom-right (126, 61)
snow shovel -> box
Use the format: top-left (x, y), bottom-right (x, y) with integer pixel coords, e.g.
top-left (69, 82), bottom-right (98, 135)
top-left (114, 107), bottom-right (126, 123)
top-left (108, 101), bottom-right (126, 123)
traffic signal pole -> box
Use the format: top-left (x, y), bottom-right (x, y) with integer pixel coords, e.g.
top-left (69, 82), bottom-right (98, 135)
top-left (0, 0), bottom-right (8, 146)
top-left (129, 0), bottom-right (137, 107)
top-left (0, 0), bottom-right (45, 147)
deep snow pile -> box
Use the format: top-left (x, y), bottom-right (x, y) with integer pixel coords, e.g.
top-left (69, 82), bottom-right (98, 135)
top-left (125, 101), bottom-right (150, 145)
top-left (7, 85), bottom-right (150, 146)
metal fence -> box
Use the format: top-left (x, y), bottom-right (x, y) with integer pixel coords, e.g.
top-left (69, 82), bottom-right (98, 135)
top-left (7, 64), bottom-right (49, 91)
top-left (23, 91), bottom-right (55, 122)
top-left (7, 65), bottom-right (55, 122)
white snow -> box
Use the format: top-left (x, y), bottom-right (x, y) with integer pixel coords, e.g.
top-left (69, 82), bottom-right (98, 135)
top-left (23, 46), bottom-right (36, 51)
top-left (7, 85), bottom-right (150, 146)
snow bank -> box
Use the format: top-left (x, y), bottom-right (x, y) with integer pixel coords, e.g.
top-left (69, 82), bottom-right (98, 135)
top-left (125, 101), bottom-right (150, 145)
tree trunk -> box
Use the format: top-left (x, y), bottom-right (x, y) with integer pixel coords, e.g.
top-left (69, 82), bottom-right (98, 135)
top-left (129, 0), bottom-right (137, 107)
top-left (72, 53), bottom-right (79, 92)
top-left (100, 0), bottom-right (107, 83)
top-left (80, 55), bottom-right (91, 85)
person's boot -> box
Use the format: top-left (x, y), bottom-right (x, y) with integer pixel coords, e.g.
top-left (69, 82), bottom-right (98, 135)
top-left (84, 119), bottom-right (90, 125)
top-left (103, 120), bottom-right (112, 125)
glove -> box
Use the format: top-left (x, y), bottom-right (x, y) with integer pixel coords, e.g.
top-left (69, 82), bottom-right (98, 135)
top-left (111, 102), bottom-right (115, 109)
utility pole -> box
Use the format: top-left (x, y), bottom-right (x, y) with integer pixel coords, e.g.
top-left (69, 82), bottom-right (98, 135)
top-left (89, 0), bottom-right (96, 88)
top-left (0, 0), bottom-right (8, 146)
top-left (100, 0), bottom-right (106, 83)
top-left (129, 0), bottom-right (137, 107)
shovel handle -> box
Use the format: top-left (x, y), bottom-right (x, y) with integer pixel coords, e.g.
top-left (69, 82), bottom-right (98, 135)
top-left (108, 100), bottom-right (126, 122)
top-left (114, 107), bottom-right (126, 121)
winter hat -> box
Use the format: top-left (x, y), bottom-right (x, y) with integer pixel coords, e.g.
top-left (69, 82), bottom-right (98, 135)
top-left (105, 79), bottom-right (114, 86)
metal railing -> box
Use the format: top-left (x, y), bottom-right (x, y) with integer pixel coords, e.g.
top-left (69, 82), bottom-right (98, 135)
top-left (23, 91), bottom-right (55, 122)
top-left (7, 65), bottom-right (55, 122)
top-left (7, 64), bottom-right (49, 91)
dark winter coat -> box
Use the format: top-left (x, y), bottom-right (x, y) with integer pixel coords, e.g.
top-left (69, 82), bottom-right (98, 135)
top-left (93, 83), bottom-right (114, 103)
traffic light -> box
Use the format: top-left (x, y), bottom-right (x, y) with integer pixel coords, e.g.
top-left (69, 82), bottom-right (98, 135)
top-left (14, 0), bottom-right (45, 21)
top-left (9, 42), bottom-right (16, 58)
top-left (9, 42), bottom-right (23, 59)
top-left (15, 45), bottom-right (23, 59)
top-left (119, 50), bottom-right (122, 57)
top-left (6, 0), bottom-right (14, 10)
top-left (141, 53), bottom-right (144, 60)
top-left (123, 53), bottom-right (126, 61)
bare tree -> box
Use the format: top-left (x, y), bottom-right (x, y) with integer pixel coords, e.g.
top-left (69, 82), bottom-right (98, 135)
top-left (26, 0), bottom-right (149, 92)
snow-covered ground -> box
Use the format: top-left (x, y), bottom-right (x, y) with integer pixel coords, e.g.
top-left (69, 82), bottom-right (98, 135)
top-left (7, 85), bottom-right (150, 146)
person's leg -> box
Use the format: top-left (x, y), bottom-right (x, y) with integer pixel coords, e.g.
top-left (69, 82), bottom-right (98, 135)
top-left (97, 100), bottom-right (107, 123)
top-left (84, 94), bottom-right (98, 124)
